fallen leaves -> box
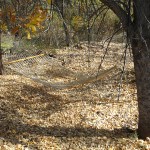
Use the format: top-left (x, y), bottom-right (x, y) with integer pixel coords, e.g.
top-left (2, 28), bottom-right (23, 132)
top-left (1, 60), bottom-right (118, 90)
top-left (1, 42), bottom-right (150, 149)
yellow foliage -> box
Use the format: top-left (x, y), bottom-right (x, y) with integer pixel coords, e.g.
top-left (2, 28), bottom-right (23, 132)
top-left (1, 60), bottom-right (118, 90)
top-left (31, 25), bottom-right (36, 32)
top-left (24, 7), bottom-right (47, 39)
top-left (26, 24), bottom-right (36, 33)
top-left (72, 16), bottom-right (84, 31)
top-left (0, 23), bottom-right (7, 31)
top-left (1, 4), bottom-right (47, 39)
top-left (26, 31), bottom-right (31, 39)
top-left (47, 0), bottom-right (52, 4)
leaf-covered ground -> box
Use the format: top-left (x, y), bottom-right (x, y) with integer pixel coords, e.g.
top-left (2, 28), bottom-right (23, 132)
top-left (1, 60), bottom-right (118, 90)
top-left (0, 43), bottom-right (150, 150)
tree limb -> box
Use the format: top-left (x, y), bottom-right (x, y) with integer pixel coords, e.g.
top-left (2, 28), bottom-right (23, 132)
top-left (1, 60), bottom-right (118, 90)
top-left (100, 0), bottom-right (129, 29)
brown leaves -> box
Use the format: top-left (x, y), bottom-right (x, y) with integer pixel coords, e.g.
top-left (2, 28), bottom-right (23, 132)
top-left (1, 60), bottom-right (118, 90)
top-left (11, 26), bottom-right (20, 35)
top-left (1, 43), bottom-right (150, 149)
top-left (1, 4), bottom-right (47, 39)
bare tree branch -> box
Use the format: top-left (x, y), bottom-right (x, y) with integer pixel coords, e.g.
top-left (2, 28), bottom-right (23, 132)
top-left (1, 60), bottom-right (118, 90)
top-left (100, 0), bottom-right (130, 29)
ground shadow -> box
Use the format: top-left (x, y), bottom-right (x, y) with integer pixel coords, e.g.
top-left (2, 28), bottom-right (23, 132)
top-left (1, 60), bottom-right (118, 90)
top-left (0, 76), bottom-right (136, 147)
top-left (1, 80), bottom-right (69, 116)
top-left (0, 118), bottom-right (136, 145)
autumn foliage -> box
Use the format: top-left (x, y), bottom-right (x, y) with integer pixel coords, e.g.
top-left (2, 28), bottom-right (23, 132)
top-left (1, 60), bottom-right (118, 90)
top-left (0, 0), bottom-right (50, 39)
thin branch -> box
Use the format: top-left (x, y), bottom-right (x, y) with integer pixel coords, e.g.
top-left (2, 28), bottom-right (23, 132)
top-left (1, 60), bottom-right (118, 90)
top-left (97, 27), bottom-right (122, 72)
top-left (117, 42), bottom-right (128, 101)
top-left (100, 0), bottom-right (130, 29)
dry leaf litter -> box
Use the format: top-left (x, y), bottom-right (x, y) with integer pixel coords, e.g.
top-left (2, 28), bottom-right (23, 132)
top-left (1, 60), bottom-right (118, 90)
top-left (0, 42), bottom-right (150, 150)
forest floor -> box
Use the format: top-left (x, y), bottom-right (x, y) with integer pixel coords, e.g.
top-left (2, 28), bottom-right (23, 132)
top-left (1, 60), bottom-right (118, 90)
top-left (0, 42), bottom-right (150, 150)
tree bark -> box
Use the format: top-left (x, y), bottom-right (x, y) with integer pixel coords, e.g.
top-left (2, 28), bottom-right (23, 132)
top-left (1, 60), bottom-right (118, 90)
top-left (100, 0), bottom-right (150, 139)
top-left (131, 0), bottom-right (150, 139)
top-left (54, 0), bottom-right (70, 46)
top-left (100, 0), bottom-right (129, 29)
top-left (0, 29), bottom-right (3, 75)
top-left (132, 38), bottom-right (150, 139)
top-left (0, 49), bottom-right (3, 75)
top-left (63, 22), bottom-right (70, 47)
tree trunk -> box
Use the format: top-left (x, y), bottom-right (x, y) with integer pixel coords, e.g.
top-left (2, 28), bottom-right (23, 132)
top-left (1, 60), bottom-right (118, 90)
top-left (131, 0), bottom-right (150, 139)
top-left (63, 22), bottom-right (70, 47)
top-left (0, 49), bottom-right (3, 75)
top-left (0, 29), bottom-right (3, 75)
top-left (54, 0), bottom-right (70, 46)
top-left (131, 38), bottom-right (150, 139)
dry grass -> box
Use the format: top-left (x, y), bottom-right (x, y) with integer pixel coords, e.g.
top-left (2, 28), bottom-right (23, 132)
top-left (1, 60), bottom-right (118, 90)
top-left (0, 42), bottom-right (150, 150)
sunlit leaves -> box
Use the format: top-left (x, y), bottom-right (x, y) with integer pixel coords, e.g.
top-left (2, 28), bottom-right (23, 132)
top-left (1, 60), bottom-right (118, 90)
top-left (31, 25), bottom-right (37, 33)
top-left (25, 24), bottom-right (37, 33)
top-left (1, 2), bottom-right (47, 39)
top-left (71, 16), bottom-right (85, 31)
top-left (24, 7), bottom-right (47, 39)
top-left (47, 0), bottom-right (52, 4)
top-left (0, 23), bottom-right (7, 32)
top-left (26, 31), bottom-right (31, 39)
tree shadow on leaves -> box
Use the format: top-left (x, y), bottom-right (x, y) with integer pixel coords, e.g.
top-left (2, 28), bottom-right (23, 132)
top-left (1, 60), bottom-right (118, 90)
top-left (0, 118), bottom-right (136, 145)
top-left (0, 77), bottom-right (136, 147)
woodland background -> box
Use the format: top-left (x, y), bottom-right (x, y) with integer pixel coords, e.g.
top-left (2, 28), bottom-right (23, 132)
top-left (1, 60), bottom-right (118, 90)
top-left (0, 0), bottom-right (150, 149)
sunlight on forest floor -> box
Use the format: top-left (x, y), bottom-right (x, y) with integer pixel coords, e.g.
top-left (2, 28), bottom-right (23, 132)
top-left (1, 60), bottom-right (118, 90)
top-left (0, 43), bottom-right (150, 149)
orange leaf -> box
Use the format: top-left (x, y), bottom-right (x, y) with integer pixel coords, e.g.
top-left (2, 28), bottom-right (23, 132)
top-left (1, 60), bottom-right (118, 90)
top-left (10, 15), bottom-right (16, 23)
top-left (11, 26), bottom-right (19, 34)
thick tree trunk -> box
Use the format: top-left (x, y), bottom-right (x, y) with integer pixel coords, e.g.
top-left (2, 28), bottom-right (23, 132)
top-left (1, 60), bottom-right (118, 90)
top-left (0, 29), bottom-right (3, 75)
top-left (0, 49), bottom-right (3, 75)
top-left (131, 0), bottom-right (150, 139)
top-left (132, 38), bottom-right (150, 139)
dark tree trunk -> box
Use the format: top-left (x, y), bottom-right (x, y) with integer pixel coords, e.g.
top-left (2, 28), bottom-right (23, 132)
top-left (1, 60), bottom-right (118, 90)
top-left (0, 49), bottom-right (3, 75)
top-left (63, 22), bottom-right (70, 47)
top-left (54, 0), bottom-right (70, 46)
top-left (0, 29), bottom-right (3, 75)
top-left (131, 0), bottom-right (150, 139)
top-left (131, 38), bottom-right (150, 139)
